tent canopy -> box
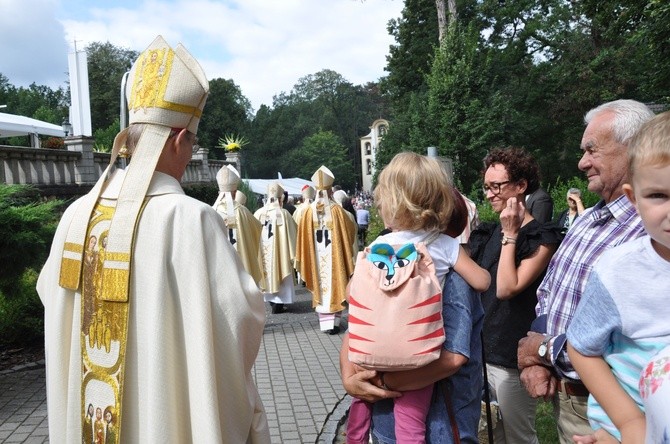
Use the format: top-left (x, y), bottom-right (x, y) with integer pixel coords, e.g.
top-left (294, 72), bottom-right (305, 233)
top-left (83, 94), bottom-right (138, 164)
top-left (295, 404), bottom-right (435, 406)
top-left (0, 112), bottom-right (66, 138)
top-left (243, 177), bottom-right (314, 197)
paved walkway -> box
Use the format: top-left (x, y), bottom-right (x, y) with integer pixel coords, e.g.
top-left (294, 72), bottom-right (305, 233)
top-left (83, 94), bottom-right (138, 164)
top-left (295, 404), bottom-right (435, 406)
top-left (0, 288), bottom-right (350, 443)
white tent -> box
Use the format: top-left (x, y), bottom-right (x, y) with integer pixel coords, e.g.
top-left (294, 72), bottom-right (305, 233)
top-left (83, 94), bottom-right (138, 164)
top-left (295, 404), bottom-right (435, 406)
top-left (243, 177), bottom-right (314, 197)
top-left (0, 112), bottom-right (66, 139)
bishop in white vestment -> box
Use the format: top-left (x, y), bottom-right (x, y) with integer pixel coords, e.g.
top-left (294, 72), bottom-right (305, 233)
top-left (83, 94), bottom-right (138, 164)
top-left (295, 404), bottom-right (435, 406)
top-left (36, 36), bottom-right (270, 444)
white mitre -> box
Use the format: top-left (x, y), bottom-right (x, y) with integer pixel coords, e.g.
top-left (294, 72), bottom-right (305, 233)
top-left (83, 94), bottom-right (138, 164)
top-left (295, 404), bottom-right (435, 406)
top-left (212, 165), bottom-right (241, 225)
top-left (58, 35), bottom-right (209, 303)
top-left (311, 166), bottom-right (334, 224)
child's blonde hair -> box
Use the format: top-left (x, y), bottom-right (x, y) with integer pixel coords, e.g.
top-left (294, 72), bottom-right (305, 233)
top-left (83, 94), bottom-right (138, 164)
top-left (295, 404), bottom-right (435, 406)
top-left (374, 151), bottom-right (454, 232)
top-left (628, 111), bottom-right (670, 178)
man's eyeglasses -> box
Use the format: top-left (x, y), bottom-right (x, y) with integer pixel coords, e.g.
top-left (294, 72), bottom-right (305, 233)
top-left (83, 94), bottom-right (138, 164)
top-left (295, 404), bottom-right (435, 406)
top-left (482, 181), bottom-right (510, 195)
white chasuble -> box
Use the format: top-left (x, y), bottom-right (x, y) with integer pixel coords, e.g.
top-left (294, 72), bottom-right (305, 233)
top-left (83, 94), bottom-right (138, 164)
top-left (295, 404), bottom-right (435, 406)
top-left (38, 170), bottom-right (270, 444)
top-left (254, 206), bottom-right (297, 296)
top-left (215, 201), bottom-right (263, 285)
top-left (295, 202), bottom-right (356, 314)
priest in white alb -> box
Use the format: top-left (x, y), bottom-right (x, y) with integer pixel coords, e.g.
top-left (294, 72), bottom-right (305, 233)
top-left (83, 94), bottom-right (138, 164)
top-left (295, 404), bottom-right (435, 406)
top-left (36, 36), bottom-right (270, 444)
top-left (254, 182), bottom-right (297, 314)
top-left (295, 166), bottom-right (356, 334)
top-left (212, 164), bottom-right (263, 285)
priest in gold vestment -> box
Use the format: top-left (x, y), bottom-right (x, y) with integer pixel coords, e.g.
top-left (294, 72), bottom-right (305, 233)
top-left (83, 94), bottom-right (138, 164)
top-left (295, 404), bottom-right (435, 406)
top-left (36, 36), bottom-right (269, 444)
top-left (295, 166), bottom-right (356, 334)
top-left (254, 182), bottom-right (297, 314)
top-left (212, 165), bottom-right (263, 285)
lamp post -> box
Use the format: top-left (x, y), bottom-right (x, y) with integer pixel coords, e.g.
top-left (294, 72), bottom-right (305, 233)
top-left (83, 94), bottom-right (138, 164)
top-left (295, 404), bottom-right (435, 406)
top-left (62, 119), bottom-right (73, 137)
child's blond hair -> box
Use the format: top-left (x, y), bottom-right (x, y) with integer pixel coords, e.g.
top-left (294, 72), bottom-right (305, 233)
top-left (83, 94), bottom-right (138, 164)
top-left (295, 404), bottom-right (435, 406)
top-left (628, 111), bottom-right (670, 178)
top-left (374, 151), bottom-right (454, 232)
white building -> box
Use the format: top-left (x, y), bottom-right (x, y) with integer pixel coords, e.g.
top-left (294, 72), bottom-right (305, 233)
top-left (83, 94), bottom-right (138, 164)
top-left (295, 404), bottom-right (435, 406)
top-left (359, 118), bottom-right (388, 192)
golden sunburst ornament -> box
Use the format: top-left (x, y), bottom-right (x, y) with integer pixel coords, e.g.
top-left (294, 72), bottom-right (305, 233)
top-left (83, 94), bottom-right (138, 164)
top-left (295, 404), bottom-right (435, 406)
top-left (218, 134), bottom-right (249, 152)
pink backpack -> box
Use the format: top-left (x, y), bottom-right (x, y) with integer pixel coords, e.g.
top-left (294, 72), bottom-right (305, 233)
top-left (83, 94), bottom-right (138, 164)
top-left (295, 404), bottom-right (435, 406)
top-left (347, 240), bottom-right (445, 371)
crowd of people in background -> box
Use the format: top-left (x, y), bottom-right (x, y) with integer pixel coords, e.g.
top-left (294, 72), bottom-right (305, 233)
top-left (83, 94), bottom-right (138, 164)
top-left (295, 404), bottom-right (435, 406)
top-left (34, 35), bottom-right (669, 444)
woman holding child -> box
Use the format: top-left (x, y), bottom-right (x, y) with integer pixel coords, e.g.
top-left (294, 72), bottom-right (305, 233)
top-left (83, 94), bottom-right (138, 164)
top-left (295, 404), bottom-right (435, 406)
top-left (468, 147), bottom-right (562, 444)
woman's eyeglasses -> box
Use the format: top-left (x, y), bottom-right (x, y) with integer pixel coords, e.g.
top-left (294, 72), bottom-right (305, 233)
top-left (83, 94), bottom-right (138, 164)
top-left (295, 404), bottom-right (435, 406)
top-left (482, 181), bottom-right (510, 195)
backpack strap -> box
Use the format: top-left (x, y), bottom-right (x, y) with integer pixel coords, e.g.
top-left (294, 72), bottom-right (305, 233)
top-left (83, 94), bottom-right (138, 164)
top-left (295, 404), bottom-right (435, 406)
top-left (439, 379), bottom-right (461, 444)
top-left (419, 230), bottom-right (447, 287)
top-left (421, 230), bottom-right (441, 246)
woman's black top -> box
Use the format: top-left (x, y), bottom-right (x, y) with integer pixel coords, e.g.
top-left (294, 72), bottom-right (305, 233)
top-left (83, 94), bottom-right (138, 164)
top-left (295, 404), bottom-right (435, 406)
top-left (468, 220), bottom-right (562, 368)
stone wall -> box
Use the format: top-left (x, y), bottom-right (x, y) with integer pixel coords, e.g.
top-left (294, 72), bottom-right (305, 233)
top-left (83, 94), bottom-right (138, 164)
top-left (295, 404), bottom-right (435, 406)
top-left (1, 138), bottom-right (229, 192)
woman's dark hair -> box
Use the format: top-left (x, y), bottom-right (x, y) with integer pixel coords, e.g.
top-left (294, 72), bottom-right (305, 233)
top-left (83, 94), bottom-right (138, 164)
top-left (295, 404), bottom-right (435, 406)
top-left (444, 188), bottom-right (468, 238)
top-left (482, 146), bottom-right (541, 195)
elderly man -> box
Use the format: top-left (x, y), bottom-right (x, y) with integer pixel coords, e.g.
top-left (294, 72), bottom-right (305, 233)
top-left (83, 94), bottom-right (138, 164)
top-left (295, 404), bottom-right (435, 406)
top-left (37, 36), bottom-right (269, 443)
top-left (517, 99), bottom-right (654, 443)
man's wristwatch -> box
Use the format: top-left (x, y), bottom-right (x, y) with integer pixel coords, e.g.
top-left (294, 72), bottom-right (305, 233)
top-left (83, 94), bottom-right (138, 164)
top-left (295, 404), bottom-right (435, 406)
top-left (538, 335), bottom-right (552, 365)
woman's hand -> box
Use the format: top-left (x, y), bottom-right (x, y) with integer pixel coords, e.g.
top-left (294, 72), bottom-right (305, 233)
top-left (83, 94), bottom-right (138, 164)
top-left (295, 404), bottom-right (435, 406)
top-left (568, 191), bottom-right (586, 215)
top-left (500, 197), bottom-right (525, 236)
top-left (340, 332), bottom-right (402, 403)
top-left (341, 369), bottom-right (402, 403)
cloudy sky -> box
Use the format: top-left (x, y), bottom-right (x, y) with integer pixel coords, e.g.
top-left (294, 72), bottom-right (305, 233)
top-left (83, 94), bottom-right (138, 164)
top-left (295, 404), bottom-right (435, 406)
top-left (0, 0), bottom-right (404, 111)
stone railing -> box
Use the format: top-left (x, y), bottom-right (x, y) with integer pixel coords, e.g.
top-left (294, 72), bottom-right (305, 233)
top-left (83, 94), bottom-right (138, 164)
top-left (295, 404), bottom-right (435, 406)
top-left (1, 144), bottom-right (81, 185)
top-left (1, 137), bottom-right (232, 192)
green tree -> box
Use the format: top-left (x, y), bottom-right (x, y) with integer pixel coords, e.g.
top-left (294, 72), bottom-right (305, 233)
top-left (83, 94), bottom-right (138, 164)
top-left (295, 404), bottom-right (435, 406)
top-left (86, 42), bottom-right (138, 133)
top-left (198, 78), bottom-right (252, 156)
top-left (247, 100), bottom-right (314, 178)
top-left (424, 24), bottom-right (513, 191)
top-left (382, 0), bottom-right (438, 102)
top-left (248, 70), bottom-right (385, 185)
top-left (285, 130), bottom-right (356, 189)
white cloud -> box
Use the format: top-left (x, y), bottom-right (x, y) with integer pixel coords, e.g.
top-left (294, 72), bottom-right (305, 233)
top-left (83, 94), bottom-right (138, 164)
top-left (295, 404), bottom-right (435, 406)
top-left (1, 0), bottom-right (403, 111)
top-left (0, 0), bottom-right (69, 89)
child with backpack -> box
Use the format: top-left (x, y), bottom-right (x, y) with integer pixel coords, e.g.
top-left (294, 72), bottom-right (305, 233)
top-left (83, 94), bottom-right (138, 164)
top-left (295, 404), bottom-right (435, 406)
top-left (346, 152), bottom-right (490, 444)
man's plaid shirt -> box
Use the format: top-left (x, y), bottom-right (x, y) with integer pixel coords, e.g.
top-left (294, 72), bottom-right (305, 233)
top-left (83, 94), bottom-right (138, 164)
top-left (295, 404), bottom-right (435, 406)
top-left (536, 194), bottom-right (644, 377)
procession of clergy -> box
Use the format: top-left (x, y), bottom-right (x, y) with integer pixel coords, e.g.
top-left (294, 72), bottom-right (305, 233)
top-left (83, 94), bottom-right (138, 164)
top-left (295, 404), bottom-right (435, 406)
top-left (212, 163), bottom-right (358, 334)
top-left (35, 34), bottom-right (362, 443)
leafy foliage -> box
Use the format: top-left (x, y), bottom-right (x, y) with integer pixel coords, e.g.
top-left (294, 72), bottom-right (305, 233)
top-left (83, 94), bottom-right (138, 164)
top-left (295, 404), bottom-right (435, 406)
top-left (377, 0), bottom-right (669, 195)
top-left (285, 131), bottom-right (356, 188)
top-left (548, 176), bottom-right (601, 216)
top-left (198, 78), bottom-right (252, 157)
top-left (0, 185), bottom-right (62, 295)
top-left (0, 269), bottom-right (43, 347)
top-left (246, 69), bottom-right (387, 189)
top-left (183, 183), bottom-right (219, 206)
top-left (86, 42), bottom-right (137, 133)
top-left (93, 117), bottom-right (120, 153)
top-left (382, 0), bottom-right (438, 102)
top-left (0, 185), bottom-right (63, 347)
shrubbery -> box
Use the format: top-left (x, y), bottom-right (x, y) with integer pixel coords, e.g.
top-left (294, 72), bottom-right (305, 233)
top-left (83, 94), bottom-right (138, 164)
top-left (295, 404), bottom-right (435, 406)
top-left (0, 269), bottom-right (43, 346)
top-left (0, 185), bottom-right (63, 348)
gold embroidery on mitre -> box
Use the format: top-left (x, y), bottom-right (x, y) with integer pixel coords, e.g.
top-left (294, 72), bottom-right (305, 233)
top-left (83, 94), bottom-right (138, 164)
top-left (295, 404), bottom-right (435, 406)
top-left (129, 46), bottom-right (202, 117)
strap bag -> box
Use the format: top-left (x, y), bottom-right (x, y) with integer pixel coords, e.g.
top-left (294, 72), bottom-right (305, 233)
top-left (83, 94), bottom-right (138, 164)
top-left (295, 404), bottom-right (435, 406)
top-left (348, 238), bottom-right (445, 371)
